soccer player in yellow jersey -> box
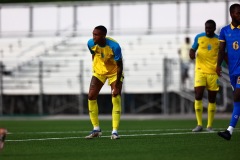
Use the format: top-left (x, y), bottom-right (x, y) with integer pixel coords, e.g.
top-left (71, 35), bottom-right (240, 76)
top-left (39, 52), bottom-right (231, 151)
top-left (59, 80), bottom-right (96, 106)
top-left (189, 20), bottom-right (219, 132)
top-left (85, 25), bottom-right (124, 139)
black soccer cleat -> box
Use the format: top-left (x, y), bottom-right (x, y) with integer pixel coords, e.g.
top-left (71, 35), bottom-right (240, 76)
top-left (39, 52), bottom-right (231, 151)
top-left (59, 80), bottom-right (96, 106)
top-left (218, 130), bottom-right (231, 141)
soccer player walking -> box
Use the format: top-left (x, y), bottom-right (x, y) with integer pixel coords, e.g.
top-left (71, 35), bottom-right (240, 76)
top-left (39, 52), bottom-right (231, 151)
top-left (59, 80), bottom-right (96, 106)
top-left (189, 20), bottom-right (220, 132)
top-left (85, 25), bottom-right (124, 139)
top-left (217, 3), bottom-right (240, 140)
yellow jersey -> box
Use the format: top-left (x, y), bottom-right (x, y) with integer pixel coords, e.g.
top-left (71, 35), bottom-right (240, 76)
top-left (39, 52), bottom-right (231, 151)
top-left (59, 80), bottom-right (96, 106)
top-left (191, 33), bottom-right (219, 74)
top-left (87, 37), bottom-right (122, 76)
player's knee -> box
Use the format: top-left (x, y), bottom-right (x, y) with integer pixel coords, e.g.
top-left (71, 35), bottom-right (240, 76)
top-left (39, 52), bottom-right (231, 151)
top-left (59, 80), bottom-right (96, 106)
top-left (88, 93), bottom-right (97, 100)
top-left (208, 98), bottom-right (216, 103)
top-left (194, 92), bottom-right (203, 100)
top-left (195, 96), bottom-right (202, 101)
top-left (234, 96), bottom-right (240, 102)
top-left (233, 89), bottom-right (240, 102)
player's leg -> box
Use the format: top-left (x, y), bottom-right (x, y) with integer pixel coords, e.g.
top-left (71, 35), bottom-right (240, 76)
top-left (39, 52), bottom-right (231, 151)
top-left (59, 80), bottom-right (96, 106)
top-left (218, 90), bottom-right (240, 140)
top-left (229, 100), bottom-right (240, 132)
top-left (180, 61), bottom-right (185, 86)
top-left (229, 78), bottom-right (240, 130)
top-left (192, 86), bottom-right (205, 132)
top-left (206, 90), bottom-right (217, 131)
top-left (218, 75), bottom-right (240, 140)
top-left (86, 75), bottom-right (104, 139)
top-left (109, 75), bottom-right (123, 139)
top-left (192, 72), bottom-right (206, 132)
top-left (183, 63), bottom-right (189, 83)
top-left (206, 74), bottom-right (219, 131)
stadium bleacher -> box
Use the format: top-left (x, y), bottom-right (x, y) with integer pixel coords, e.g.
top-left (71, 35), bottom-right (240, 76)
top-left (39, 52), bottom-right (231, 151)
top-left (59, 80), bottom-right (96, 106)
top-left (1, 34), bottom-right (183, 95)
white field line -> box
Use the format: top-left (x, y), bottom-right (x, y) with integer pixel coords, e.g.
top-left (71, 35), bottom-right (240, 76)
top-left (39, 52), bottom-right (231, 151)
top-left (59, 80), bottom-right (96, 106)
top-left (7, 128), bottom-right (237, 135)
top-left (6, 129), bottom-right (192, 135)
top-left (6, 132), bottom-right (212, 142)
top-left (6, 128), bottom-right (239, 142)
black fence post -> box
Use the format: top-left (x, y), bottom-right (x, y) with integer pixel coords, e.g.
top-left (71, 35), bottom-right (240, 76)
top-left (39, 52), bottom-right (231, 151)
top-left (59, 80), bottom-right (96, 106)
top-left (0, 61), bottom-right (3, 115)
top-left (38, 60), bottom-right (43, 115)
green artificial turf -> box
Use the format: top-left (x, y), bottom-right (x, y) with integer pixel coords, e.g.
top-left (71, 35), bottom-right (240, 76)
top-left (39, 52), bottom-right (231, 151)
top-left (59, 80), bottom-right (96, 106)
top-left (0, 118), bottom-right (239, 160)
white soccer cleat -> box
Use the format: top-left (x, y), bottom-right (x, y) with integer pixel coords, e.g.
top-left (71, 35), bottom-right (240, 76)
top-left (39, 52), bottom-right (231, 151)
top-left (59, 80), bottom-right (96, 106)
top-left (85, 130), bottom-right (102, 139)
top-left (111, 133), bottom-right (120, 140)
top-left (206, 127), bottom-right (214, 132)
top-left (192, 125), bottom-right (203, 132)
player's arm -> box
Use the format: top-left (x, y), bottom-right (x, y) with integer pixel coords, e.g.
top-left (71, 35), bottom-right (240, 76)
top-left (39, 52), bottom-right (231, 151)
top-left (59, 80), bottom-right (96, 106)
top-left (112, 59), bottom-right (123, 96)
top-left (189, 35), bottom-right (198, 60)
top-left (116, 59), bottom-right (123, 87)
top-left (224, 52), bottom-right (228, 65)
top-left (113, 44), bottom-right (123, 88)
top-left (216, 41), bottom-right (226, 76)
top-left (87, 39), bottom-right (95, 61)
top-left (111, 43), bottom-right (123, 96)
top-left (189, 48), bottom-right (196, 60)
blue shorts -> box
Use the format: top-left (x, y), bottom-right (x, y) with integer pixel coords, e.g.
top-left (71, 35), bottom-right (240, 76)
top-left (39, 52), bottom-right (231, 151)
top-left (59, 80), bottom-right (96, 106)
top-left (230, 75), bottom-right (240, 91)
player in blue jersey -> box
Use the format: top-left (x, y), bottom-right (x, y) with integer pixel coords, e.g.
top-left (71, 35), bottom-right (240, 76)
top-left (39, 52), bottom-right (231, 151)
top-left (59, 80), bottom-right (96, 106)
top-left (217, 3), bottom-right (240, 140)
top-left (189, 20), bottom-right (219, 132)
top-left (85, 25), bottom-right (124, 140)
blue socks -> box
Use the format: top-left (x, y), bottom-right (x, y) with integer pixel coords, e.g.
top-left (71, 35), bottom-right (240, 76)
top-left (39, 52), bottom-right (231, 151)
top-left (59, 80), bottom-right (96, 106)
top-left (229, 102), bottom-right (240, 128)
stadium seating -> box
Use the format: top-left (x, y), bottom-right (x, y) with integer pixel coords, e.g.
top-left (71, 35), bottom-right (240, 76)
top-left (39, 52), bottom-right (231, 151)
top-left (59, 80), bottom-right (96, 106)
top-left (1, 34), bottom-right (183, 95)
top-left (0, 34), bottom-right (232, 113)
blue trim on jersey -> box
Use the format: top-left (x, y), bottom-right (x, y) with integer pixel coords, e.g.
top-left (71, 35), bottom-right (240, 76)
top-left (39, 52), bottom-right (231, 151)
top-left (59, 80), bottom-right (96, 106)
top-left (87, 38), bottom-right (122, 61)
top-left (105, 38), bottom-right (122, 61)
top-left (191, 32), bottom-right (219, 50)
top-left (87, 39), bottom-right (95, 54)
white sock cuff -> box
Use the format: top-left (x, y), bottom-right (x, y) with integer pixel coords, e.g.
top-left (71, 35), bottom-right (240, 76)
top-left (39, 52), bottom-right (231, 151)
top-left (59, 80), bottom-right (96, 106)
top-left (112, 130), bottom-right (118, 134)
top-left (94, 127), bottom-right (100, 131)
top-left (227, 126), bottom-right (234, 135)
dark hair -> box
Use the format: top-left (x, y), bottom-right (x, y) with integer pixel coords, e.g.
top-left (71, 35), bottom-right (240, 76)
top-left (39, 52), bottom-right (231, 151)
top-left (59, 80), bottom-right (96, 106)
top-left (230, 3), bottom-right (240, 13)
top-left (94, 25), bottom-right (107, 35)
top-left (185, 37), bottom-right (190, 43)
top-left (205, 19), bottom-right (216, 28)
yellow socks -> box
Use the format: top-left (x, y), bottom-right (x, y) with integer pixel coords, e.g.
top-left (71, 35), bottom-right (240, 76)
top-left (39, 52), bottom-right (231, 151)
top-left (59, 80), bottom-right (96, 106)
top-left (194, 100), bottom-right (203, 126)
top-left (112, 95), bottom-right (122, 131)
top-left (207, 102), bottom-right (216, 128)
top-left (88, 100), bottom-right (99, 128)
top-left (194, 100), bottom-right (216, 128)
top-left (88, 96), bottom-right (122, 132)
